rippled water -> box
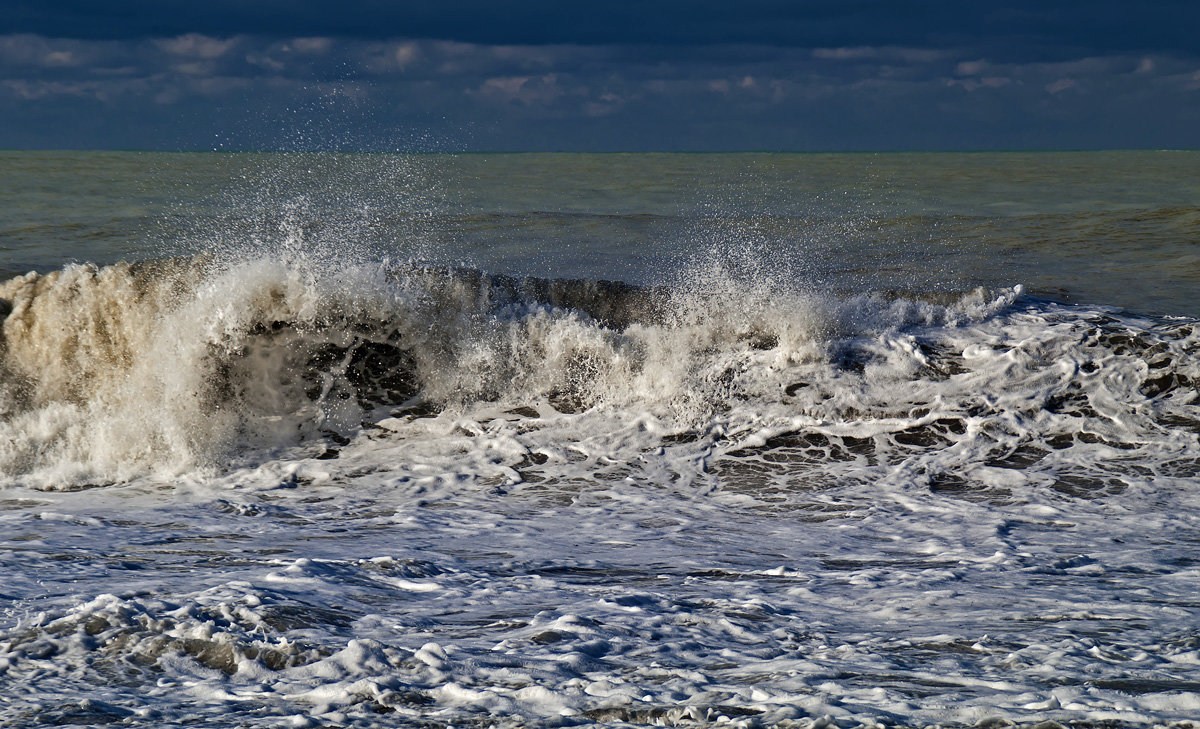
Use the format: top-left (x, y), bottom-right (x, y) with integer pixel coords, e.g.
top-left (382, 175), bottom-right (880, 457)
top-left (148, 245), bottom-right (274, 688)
top-left (3, 151), bottom-right (1198, 314)
top-left (1, 151), bottom-right (1199, 728)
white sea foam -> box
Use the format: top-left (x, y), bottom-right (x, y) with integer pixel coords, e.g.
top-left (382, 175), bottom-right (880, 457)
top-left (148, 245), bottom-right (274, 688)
top-left (0, 251), bottom-right (1038, 487)
top-left (2, 251), bottom-right (1200, 727)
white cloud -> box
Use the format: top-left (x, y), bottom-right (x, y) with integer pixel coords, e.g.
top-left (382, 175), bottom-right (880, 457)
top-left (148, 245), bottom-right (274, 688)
top-left (585, 92), bottom-right (624, 117)
top-left (246, 52), bottom-right (285, 71)
top-left (813, 46), bottom-right (877, 61)
top-left (288, 37), bottom-right (332, 55)
top-left (947, 75), bottom-right (1012, 91)
top-left (42, 50), bottom-right (77, 67)
top-left (394, 42), bottom-right (419, 69)
top-left (474, 73), bottom-right (563, 105)
top-left (1045, 78), bottom-right (1077, 94)
top-left (956, 60), bottom-right (986, 76)
top-left (479, 75), bottom-right (528, 99)
top-left (0, 35), bottom-right (112, 69)
top-left (155, 34), bottom-right (237, 59)
top-left (0, 77), bottom-right (149, 102)
top-left (813, 46), bottom-right (945, 64)
top-left (170, 61), bottom-right (215, 76)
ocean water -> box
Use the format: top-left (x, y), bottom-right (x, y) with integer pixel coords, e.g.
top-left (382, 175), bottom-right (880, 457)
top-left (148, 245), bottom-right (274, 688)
top-left (1, 151), bottom-right (1199, 728)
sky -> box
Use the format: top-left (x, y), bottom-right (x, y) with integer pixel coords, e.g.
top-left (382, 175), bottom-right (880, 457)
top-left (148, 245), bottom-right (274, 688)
top-left (2, 1), bottom-right (1199, 151)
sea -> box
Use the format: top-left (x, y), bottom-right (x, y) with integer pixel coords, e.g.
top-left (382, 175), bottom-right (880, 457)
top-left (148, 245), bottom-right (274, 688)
top-left (1, 150), bottom-right (1198, 728)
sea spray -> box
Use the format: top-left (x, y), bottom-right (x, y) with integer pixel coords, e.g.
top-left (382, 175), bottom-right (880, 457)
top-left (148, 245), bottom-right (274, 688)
top-left (6, 246), bottom-right (1194, 502)
top-left (0, 256), bottom-right (420, 484)
top-left (0, 247), bottom-right (1026, 488)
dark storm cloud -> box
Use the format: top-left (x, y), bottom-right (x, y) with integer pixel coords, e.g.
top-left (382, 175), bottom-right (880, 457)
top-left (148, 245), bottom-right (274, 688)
top-left (1, 2), bottom-right (1198, 150)
top-left (4, 1), bottom-right (1200, 61)
top-left (2, 31), bottom-right (1196, 151)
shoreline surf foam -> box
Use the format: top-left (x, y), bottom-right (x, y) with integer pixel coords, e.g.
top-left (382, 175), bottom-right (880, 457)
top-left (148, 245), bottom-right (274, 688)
top-left (2, 255), bottom-right (1196, 499)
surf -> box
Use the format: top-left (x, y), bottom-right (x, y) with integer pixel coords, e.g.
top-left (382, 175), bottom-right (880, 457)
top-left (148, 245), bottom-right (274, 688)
top-left (2, 250), bottom-right (1196, 500)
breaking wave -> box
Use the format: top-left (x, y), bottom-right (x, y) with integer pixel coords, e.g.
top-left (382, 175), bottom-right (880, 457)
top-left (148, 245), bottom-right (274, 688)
top-left (1, 253), bottom-right (1198, 494)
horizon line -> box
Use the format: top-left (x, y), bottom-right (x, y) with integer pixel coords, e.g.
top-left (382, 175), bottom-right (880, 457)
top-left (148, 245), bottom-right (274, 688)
top-left (1, 146), bottom-right (1196, 155)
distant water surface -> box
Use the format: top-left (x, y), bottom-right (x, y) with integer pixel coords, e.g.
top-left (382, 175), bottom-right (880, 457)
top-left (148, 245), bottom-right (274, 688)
top-left (1, 150), bottom-right (1197, 315)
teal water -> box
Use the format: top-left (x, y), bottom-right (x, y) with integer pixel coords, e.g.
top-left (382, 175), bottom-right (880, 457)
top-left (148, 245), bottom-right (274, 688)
top-left (2, 150), bottom-right (1197, 315)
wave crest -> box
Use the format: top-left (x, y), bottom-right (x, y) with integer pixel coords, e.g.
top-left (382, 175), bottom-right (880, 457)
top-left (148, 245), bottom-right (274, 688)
top-left (0, 255), bottom-right (1057, 488)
